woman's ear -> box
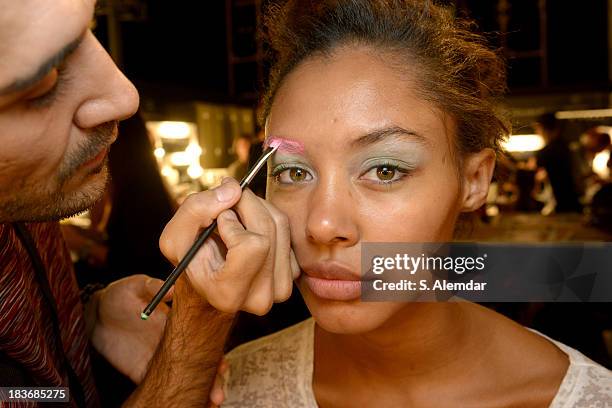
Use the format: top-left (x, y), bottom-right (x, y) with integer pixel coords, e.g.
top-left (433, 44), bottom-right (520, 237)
top-left (460, 148), bottom-right (496, 212)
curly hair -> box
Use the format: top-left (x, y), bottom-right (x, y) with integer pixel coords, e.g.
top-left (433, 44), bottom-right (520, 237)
top-left (260, 0), bottom-right (510, 158)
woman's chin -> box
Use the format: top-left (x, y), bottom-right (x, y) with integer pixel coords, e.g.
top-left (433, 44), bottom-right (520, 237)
top-left (299, 285), bottom-right (404, 335)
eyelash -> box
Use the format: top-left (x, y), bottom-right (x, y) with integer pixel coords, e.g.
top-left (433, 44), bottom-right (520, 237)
top-left (269, 164), bottom-right (309, 183)
top-left (28, 66), bottom-right (68, 108)
top-left (363, 161), bottom-right (413, 186)
top-left (270, 163), bottom-right (290, 177)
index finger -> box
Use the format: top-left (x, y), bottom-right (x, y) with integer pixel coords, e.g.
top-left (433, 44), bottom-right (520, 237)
top-left (159, 179), bottom-right (242, 265)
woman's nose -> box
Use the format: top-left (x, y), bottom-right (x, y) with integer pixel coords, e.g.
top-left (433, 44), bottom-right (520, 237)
top-left (305, 181), bottom-right (360, 247)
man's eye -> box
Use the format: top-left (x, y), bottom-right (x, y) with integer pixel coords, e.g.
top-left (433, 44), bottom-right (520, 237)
top-left (24, 69), bottom-right (59, 101)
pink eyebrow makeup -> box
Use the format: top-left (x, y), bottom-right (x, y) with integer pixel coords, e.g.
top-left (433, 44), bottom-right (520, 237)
top-left (264, 137), bottom-right (305, 154)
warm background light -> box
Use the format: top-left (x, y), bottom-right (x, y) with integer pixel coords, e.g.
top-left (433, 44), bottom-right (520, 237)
top-left (169, 152), bottom-right (193, 167)
top-left (153, 147), bottom-right (166, 158)
top-left (502, 134), bottom-right (545, 152)
top-left (185, 143), bottom-right (203, 157)
top-left (555, 109), bottom-right (612, 120)
top-left (146, 121), bottom-right (195, 140)
top-left (187, 164), bottom-right (204, 179)
top-left (592, 150), bottom-right (610, 178)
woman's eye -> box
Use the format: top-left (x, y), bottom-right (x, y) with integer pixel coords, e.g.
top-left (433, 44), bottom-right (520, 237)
top-left (276, 167), bottom-right (312, 184)
top-left (376, 166), bottom-right (396, 181)
top-left (361, 164), bottom-right (408, 184)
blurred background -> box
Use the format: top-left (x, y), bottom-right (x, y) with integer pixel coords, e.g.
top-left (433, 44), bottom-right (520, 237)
top-left (59, 1), bottom-right (612, 403)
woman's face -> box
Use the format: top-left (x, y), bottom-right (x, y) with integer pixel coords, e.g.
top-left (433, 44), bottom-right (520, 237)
top-left (266, 46), bottom-right (493, 334)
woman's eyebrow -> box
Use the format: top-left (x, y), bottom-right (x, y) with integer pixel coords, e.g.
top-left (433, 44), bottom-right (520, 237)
top-left (350, 125), bottom-right (429, 148)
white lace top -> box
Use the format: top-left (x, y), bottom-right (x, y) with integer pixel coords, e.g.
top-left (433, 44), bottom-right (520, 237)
top-left (222, 318), bottom-right (612, 407)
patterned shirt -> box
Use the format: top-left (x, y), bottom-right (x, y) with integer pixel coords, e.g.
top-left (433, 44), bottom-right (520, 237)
top-left (0, 222), bottom-right (98, 407)
top-left (223, 318), bottom-right (612, 407)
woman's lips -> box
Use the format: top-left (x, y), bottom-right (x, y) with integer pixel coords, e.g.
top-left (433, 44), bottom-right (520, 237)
top-left (301, 261), bottom-right (367, 301)
top-left (303, 275), bottom-right (362, 301)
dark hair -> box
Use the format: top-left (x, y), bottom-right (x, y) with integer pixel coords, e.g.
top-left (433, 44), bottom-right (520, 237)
top-left (261, 0), bottom-right (510, 157)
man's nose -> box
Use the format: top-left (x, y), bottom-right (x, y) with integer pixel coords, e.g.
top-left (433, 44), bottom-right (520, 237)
top-left (73, 32), bottom-right (139, 130)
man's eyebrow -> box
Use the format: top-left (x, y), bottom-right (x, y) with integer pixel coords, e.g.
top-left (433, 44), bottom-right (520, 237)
top-left (351, 125), bottom-right (429, 148)
top-left (0, 31), bottom-right (86, 96)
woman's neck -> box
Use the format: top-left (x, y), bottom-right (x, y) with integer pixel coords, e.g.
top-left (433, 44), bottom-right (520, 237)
top-left (313, 302), bottom-right (568, 407)
top-left (314, 303), bottom-right (490, 385)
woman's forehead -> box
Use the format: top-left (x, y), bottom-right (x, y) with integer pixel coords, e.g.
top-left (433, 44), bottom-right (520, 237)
top-left (266, 47), bottom-right (450, 149)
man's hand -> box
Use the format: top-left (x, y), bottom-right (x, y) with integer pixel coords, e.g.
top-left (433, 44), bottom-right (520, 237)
top-left (159, 177), bottom-right (299, 316)
top-left (91, 274), bottom-right (172, 384)
top-left (124, 275), bottom-right (234, 407)
top-left (126, 177), bottom-right (298, 406)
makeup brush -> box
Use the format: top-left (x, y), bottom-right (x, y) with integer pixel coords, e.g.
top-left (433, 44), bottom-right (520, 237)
top-left (141, 141), bottom-right (282, 319)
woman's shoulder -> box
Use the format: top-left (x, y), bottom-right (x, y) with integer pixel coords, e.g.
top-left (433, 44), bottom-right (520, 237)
top-left (544, 335), bottom-right (612, 407)
top-left (222, 318), bottom-right (317, 407)
top-left (479, 305), bottom-right (611, 407)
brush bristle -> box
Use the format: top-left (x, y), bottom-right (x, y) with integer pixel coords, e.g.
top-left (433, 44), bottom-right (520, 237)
top-left (268, 139), bottom-right (283, 148)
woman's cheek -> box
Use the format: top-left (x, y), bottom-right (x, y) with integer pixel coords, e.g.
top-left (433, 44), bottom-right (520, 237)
top-left (359, 183), bottom-right (460, 242)
top-left (269, 191), bottom-right (310, 247)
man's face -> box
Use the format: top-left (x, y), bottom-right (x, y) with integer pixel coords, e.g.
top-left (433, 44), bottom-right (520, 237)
top-left (0, 0), bottom-right (139, 222)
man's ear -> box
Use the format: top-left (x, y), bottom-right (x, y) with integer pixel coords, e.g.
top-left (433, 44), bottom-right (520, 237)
top-left (460, 148), bottom-right (496, 212)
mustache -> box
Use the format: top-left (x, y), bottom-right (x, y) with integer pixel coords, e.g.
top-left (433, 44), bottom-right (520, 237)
top-left (58, 121), bottom-right (117, 185)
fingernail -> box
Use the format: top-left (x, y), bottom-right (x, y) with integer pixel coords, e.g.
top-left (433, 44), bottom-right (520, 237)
top-left (215, 183), bottom-right (236, 202)
top-left (221, 177), bottom-right (234, 184)
top-left (221, 210), bottom-right (237, 221)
